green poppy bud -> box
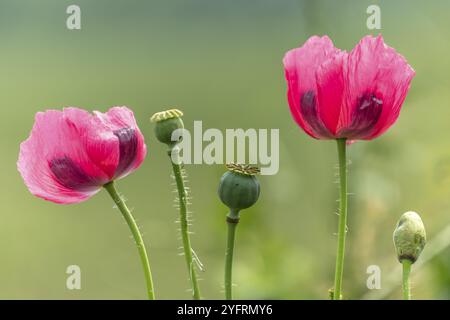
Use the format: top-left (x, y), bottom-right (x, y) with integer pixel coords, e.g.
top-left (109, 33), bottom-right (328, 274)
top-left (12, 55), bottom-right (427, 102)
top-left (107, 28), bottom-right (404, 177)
top-left (150, 109), bottom-right (184, 147)
top-left (393, 211), bottom-right (426, 263)
top-left (218, 164), bottom-right (260, 219)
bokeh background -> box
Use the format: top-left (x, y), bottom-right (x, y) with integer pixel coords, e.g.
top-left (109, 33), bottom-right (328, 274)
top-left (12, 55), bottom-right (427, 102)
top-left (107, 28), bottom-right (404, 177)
top-left (0, 0), bottom-right (449, 299)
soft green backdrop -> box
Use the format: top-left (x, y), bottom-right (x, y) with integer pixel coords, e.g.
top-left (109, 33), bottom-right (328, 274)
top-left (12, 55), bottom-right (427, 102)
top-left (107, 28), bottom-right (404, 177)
top-left (0, 0), bottom-right (449, 299)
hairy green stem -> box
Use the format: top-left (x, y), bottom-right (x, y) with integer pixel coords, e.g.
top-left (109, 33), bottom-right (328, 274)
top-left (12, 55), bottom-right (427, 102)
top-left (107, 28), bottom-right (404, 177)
top-left (103, 181), bottom-right (155, 300)
top-left (333, 138), bottom-right (347, 300)
top-left (225, 210), bottom-right (239, 300)
top-left (170, 155), bottom-right (201, 300)
top-left (402, 260), bottom-right (412, 300)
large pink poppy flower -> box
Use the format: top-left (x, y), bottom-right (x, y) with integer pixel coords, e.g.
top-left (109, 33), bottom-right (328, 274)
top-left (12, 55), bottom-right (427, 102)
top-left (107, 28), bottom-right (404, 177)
top-left (283, 35), bottom-right (415, 140)
top-left (18, 106), bottom-right (147, 204)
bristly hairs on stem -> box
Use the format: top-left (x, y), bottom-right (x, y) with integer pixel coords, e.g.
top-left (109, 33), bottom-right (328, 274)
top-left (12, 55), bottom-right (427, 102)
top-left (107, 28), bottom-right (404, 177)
top-left (171, 164), bottom-right (205, 271)
top-left (333, 138), bottom-right (348, 300)
top-left (151, 109), bottom-right (203, 300)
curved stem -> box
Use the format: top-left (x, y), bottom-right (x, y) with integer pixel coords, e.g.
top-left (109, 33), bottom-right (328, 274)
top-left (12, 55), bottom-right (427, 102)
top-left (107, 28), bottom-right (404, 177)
top-left (225, 210), bottom-right (239, 300)
top-left (402, 260), bottom-right (412, 300)
top-left (170, 158), bottom-right (201, 300)
top-left (104, 181), bottom-right (155, 300)
top-left (333, 138), bottom-right (347, 300)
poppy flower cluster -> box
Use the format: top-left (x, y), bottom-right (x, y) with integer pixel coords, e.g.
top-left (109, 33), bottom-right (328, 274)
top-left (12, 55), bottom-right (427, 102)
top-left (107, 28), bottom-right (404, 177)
top-left (16, 34), bottom-right (419, 300)
top-left (283, 35), bottom-right (415, 141)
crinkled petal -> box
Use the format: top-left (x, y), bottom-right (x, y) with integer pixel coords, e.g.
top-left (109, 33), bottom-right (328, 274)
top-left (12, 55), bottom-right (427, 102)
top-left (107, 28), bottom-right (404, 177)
top-left (315, 51), bottom-right (347, 135)
top-left (94, 106), bottom-right (147, 179)
top-left (64, 108), bottom-right (120, 180)
top-left (17, 110), bottom-right (109, 204)
top-left (283, 36), bottom-right (343, 139)
top-left (341, 35), bottom-right (415, 139)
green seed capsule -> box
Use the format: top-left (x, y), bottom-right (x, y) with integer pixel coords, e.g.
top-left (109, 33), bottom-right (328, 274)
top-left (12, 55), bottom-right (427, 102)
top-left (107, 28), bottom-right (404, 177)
top-left (393, 211), bottom-right (426, 263)
top-left (150, 109), bottom-right (184, 147)
top-left (218, 164), bottom-right (260, 215)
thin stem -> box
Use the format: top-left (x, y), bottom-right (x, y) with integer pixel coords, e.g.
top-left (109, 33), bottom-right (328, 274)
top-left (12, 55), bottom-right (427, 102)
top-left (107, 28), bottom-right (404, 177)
top-left (170, 157), bottom-right (201, 300)
top-left (402, 260), bottom-right (412, 300)
top-left (333, 138), bottom-right (347, 300)
top-left (103, 181), bottom-right (155, 300)
top-left (225, 211), bottom-right (239, 300)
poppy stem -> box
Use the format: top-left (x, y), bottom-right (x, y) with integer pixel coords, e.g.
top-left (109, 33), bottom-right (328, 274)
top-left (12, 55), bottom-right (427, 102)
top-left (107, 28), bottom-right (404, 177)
top-left (402, 259), bottom-right (412, 300)
top-left (224, 211), bottom-right (239, 300)
top-left (170, 156), bottom-right (202, 300)
top-left (333, 138), bottom-right (347, 300)
top-left (103, 181), bottom-right (156, 300)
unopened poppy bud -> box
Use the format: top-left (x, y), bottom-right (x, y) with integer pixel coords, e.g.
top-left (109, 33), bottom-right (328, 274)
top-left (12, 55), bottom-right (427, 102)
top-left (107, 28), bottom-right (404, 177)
top-left (218, 164), bottom-right (260, 218)
top-left (150, 109), bottom-right (184, 147)
top-left (393, 211), bottom-right (426, 263)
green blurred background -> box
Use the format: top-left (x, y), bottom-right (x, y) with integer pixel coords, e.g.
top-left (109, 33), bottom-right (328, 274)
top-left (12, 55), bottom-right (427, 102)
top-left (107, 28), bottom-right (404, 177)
top-left (0, 0), bottom-right (449, 299)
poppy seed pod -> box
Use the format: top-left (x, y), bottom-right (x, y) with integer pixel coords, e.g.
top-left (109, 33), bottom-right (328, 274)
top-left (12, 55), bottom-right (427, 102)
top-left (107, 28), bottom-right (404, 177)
top-left (218, 164), bottom-right (260, 217)
top-left (150, 109), bottom-right (184, 147)
top-left (393, 211), bottom-right (426, 263)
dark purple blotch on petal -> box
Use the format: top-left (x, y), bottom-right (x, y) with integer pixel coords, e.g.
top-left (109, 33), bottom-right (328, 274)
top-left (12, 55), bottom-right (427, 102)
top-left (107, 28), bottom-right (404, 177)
top-left (49, 156), bottom-right (98, 191)
top-left (340, 93), bottom-right (383, 138)
top-left (114, 128), bottom-right (137, 177)
top-left (300, 91), bottom-right (332, 138)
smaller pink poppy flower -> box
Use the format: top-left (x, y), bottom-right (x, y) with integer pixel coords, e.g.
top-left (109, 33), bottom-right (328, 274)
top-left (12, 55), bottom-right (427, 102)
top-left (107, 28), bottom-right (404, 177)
top-left (18, 106), bottom-right (147, 204)
top-left (283, 35), bottom-right (415, 141)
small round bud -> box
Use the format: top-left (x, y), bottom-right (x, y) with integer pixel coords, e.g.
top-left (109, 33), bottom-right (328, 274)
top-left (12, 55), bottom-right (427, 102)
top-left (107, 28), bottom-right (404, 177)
top-left (393, 211), bottom-right (426, 263)
top-left (218, 164), bottom-right (260, 214)
top-left (150, 109), bottom-right (184, 146)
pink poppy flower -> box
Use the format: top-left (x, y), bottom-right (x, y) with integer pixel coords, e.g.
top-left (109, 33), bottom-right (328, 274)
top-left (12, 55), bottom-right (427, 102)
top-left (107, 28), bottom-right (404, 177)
top-left (18, 106), bottom-right (147, 204)
top-left (283, 35), bottom-right (415, 140)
